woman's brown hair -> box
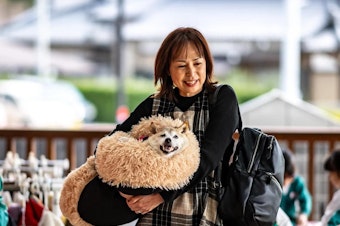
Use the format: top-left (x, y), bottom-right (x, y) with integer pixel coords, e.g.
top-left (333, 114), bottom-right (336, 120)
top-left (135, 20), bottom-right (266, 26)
top-left (154, 27), bottom-right (217, 101)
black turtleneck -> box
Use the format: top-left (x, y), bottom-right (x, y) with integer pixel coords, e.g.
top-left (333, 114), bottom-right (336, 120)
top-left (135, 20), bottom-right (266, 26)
top-left (173, 88), bottom-right (202, 112)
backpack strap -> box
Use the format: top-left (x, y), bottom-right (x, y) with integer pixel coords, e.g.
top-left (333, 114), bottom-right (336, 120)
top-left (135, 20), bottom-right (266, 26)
top-left (209, 84), bottom-right (243, 188)
top-left (210, 84), bottom-right (243, 131)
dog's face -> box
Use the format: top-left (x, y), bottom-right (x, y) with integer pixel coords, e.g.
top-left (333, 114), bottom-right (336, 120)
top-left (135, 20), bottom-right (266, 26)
top-left (147, 123), bottom-right (189, 157)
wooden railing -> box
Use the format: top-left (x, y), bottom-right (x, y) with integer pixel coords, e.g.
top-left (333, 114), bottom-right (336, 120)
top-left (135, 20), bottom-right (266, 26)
top-left (0, 124), bottom-right (113, 170)
top-left (0, 125), bottom-right (339, 220)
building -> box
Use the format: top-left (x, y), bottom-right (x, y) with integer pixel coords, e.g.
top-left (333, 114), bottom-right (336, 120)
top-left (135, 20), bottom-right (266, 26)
top-left (0, 0), bottom-right (339, 107)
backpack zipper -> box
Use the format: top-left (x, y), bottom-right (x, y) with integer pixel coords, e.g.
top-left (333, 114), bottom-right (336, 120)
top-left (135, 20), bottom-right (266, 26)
top-left (264, 172), bottom-right (282, 192)
top-left (247, 133), bottom-right (262, 173)
top-left (266, 136), bottom-right (275, 159)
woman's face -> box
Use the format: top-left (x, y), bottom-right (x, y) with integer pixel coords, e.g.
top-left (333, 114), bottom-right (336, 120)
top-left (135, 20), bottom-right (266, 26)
top-left (329, 171), bottom-right (340, 189)
top-left (169, 43), bottom-right (206, 97)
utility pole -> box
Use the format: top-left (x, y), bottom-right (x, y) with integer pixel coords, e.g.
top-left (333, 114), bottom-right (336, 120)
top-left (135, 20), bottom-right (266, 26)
top-left (36, 0), bottom-right (51, 78)
top-left (113, 0), bottom-right (129, 123)
top-left (280, 0), bottom-right (302, 99)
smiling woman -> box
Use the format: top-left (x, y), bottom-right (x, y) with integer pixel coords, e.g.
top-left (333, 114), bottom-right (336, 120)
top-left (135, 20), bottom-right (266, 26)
top-left (92, 27), bottom-right (240, 226)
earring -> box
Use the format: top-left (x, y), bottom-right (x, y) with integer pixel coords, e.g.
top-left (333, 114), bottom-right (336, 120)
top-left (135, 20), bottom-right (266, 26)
top-left (172, 81), bottom-right (177, 88)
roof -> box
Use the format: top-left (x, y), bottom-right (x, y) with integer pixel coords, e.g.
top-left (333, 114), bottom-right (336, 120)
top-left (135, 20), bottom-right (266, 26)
top-left (0, 0), bottom-right (335, 45)
top-left (0, 37), bottom-right (97, 75)
top-left (240, 89), bottom-right (340, 127)
top-left (123, 0), bottom-right (327, 41)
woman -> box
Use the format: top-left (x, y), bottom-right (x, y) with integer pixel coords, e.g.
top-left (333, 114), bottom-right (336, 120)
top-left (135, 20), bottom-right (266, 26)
top-left (280, 149), bottom-right (312, 226)
top-left (111, 27), bottom-right (240, 225)
top-left (320, 149), bottom-right (340, 226)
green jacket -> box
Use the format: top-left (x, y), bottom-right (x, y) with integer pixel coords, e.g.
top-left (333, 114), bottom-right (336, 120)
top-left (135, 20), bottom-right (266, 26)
top-left (327, 210), bottom-right (340, 226)
top-left (280, 176), bottom-right (312, 225)
top-left (0, 177), bottom-right (9, 226)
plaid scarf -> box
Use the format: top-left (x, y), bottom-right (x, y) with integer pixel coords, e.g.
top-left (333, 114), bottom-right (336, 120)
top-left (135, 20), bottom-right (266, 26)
top-left (137, 88), bottom-right (223, 226)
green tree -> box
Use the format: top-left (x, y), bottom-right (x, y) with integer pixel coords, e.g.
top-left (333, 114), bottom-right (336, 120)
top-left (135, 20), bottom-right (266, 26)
top-left (7, 0), bottom-right (33, 7)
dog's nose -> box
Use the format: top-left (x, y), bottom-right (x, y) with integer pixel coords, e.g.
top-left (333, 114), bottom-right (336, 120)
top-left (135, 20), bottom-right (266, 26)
top-left (165, 138), bottom-right (171, 144)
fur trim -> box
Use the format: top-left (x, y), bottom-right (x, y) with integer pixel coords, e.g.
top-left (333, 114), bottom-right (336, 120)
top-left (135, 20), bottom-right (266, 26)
top-left (95, 115), bottom-right (200, 191)
top-left (59, 156), bottom-right (96, 226)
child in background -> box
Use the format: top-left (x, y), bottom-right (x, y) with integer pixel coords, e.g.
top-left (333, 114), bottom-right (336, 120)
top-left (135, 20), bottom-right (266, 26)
top-left (280, 149), bottom-right (312, 226)
top-left (320, 149), bottom-right (340, 226)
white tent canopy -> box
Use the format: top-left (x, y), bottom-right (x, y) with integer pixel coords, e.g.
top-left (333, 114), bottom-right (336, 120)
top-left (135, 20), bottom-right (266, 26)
top-left (240, 89), bottom-right (340, 127)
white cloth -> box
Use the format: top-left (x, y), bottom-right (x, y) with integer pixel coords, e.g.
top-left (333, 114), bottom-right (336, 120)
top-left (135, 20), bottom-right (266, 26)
top-left (320, 189), bottom-right (340, 226)
top-left (38, 209), bottom-right (64, 226)
top-left (276, 207), bottom-right (293, 226)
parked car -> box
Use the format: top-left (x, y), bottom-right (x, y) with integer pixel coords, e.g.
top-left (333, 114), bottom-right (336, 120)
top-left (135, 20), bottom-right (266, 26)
top-left (0, 95), bottom-right (27, 127)
top-left (0, 77), bottom-right (97, 128)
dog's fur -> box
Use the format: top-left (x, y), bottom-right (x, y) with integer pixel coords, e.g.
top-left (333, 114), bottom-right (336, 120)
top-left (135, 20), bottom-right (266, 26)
top-left (59, 156), bottom-right (96, 226)
top-left (59, 115), bottom-right (200, 226)
top-left (95, 115), bottom-right (200, 190)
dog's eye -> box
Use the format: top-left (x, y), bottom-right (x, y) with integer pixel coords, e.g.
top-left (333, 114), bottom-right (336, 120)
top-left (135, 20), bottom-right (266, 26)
top-left (173, 135), bottom-right (178, 139)
top-left (160, 134), bottom-right (166, 137)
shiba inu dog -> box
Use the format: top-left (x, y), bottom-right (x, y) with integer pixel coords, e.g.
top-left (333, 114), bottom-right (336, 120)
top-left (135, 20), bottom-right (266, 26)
top-left (60, 116), bottom-right (200, 226)
top-left (147, 122), bottom-right (189, 157)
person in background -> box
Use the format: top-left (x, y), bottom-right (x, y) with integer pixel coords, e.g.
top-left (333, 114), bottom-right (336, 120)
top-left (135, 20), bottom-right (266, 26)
top-left (105, 27), bottom-right (240, 225)
top-left (276, 207), bottom-right (294, 226)
top-left (320, 149), bottom-right (340, 226)
top-left (280, 149), bottom-right (312, 226)
top-left (0, 177), bottom-right (9, 226)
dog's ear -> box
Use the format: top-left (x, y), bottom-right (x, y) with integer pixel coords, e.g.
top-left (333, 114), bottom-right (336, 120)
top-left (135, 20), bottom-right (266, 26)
top-left (179, 121), bottom-right (189, 134)
top-left (150, 122), bottom-right (157, 134)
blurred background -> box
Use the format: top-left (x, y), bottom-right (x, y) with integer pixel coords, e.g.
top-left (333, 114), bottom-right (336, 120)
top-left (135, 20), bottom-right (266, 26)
top-left (0, 0), bottom-right (339, 128)
top-left (1, 1), bottom-right (340, 223)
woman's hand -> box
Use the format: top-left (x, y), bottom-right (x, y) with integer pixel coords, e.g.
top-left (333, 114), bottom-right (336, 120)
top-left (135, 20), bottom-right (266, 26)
top-left (119, 191), bottom-right (133, 200)
top-left (126, 193), bottom-right (164, 215)
top-left (296, 213), bottom-right (308, 226)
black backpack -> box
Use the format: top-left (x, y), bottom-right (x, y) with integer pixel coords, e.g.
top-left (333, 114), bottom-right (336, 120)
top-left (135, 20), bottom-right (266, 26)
top-left (211, 85), bottom-right (285, 226)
